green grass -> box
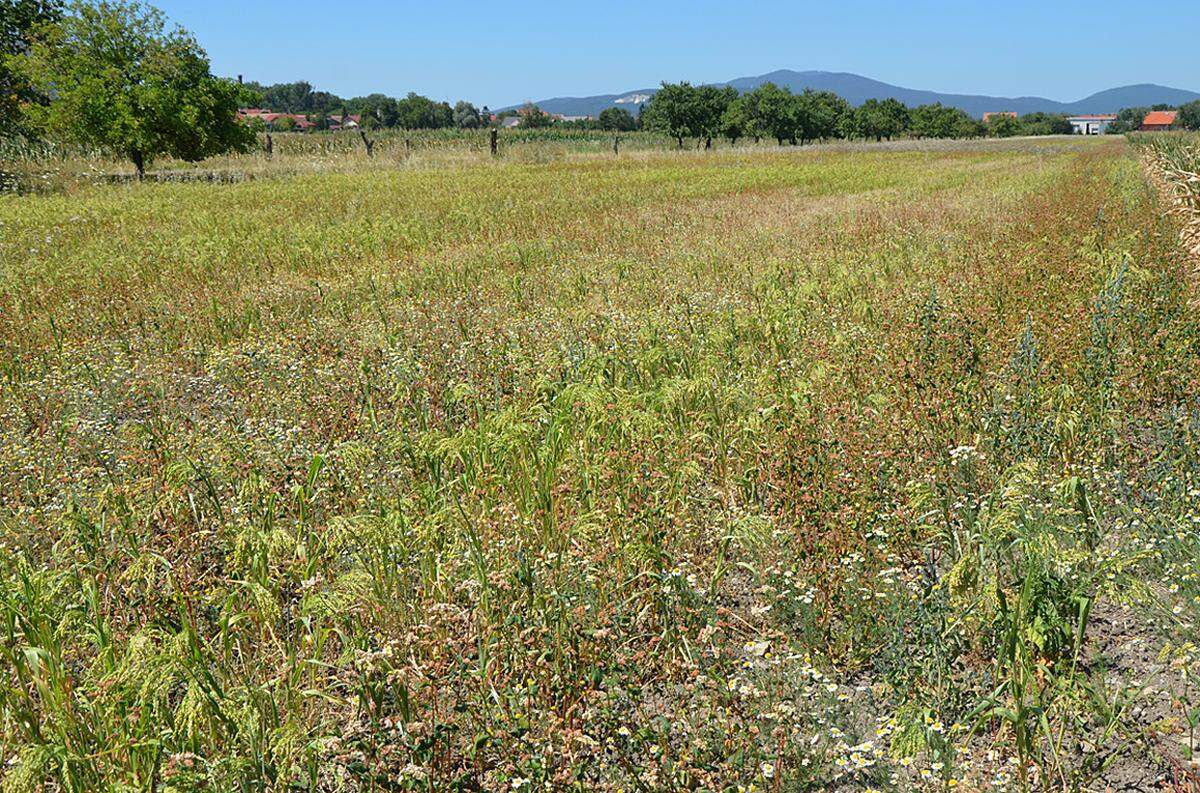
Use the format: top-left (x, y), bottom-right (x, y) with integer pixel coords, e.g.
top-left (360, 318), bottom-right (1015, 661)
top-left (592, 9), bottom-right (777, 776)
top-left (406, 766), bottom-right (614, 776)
top-left (2, 135), bottom-right (1199, 791)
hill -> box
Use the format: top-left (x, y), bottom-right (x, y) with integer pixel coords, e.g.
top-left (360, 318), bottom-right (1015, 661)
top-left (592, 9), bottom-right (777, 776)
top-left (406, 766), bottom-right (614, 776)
top-left (504, 70), bottom-right (1200, 118)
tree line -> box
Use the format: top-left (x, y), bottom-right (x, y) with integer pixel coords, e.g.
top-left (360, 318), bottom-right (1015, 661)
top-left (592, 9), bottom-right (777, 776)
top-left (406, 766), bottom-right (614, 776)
top-left (239, 85), bottom-right (648, 133)
top-left (4, 1), bottom-right (1200, 177)
top-left (638, 81), bottom-right (1113, 147)
top-left (243, 81), bottom-right (498, 131)
top-left (1105, 103), bottom-right (1200, 134)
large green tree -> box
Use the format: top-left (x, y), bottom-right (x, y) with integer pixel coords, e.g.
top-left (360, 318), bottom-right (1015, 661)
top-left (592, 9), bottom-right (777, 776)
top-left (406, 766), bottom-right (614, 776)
top-left (395, 92), bottom-right (453, 129)
top-left (12, 1), bottom-right (255, 175)
top-left (1018, 112), bottom-right (1072, 136)
top-left (1, 0), bottom-right (63, 134)
top-left (694, 85), bottom-right (737, 148)
top-left (986, 113), bottom-right (1022, 138)
top-left (349, 93), bottom-right (399, 127)
top-left (796, 89), bottom-right (848, 144)
top-left (848, 98), bottom-right (909, 141)
top-left (597, 106), bottom-right (637, 132)
top-left (1177, 100), bottom-right (1200, 131)
top-left (910, 103), bottom-right (983, 139)
top-left (453, 100), bottom-right (481, 129)
top-left (720, 96), bottom-right (753, 145)
top-left (642, 82), bottom-right (702, 148)
top-left (741, 82), bottom-right (798, 146)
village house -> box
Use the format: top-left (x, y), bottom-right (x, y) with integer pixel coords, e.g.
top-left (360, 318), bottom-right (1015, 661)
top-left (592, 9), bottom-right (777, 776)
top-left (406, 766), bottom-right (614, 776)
top-left (237, 109), bottom-right (360, 132)
top-left (1066, 114), bottom-right (1117, 135)
top-left (326, 114), bottom-right (362, 131)
top-left (982, 111), bottom-right (1017, 123)
top-left (1140, 110), bottom-right (1178, 131)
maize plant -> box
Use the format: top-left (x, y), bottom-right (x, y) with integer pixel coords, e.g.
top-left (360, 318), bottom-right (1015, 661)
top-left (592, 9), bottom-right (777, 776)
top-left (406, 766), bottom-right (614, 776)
top-left (1136, 132), bottom-right (1200, 258)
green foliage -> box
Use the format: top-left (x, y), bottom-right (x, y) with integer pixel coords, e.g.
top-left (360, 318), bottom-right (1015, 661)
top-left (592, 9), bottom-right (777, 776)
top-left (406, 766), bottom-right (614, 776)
top-left (910, 102), bottom-right (984, 139)
top-left (735, 83), bottom-right (851, 145)
top-left (638, 82), bottom-right (738, 146)
top-left (0, 0), bottom-right (63, 134)
top-left (796, 88), bottom-right (848, 143)
top-left (641, 81), bottom-right (703, 147)
top-left (453, 100), bottom-right (481, 129)
top-left (518, 101), bottom-right (552, 128)
top-left (693, 84), bottom-right (738, 144)
top-left (986, 113), bottom-right (1022, 138)
top-left (350, 92), bottom-right (399, 127)
top-left (395, 91), bottom-right (453, 129)
top-left (719, 96), bottom-right (752, 144)
top-left (846, 97), bottom-right (909, 141)
top-left (1178, 100), bottom-right (1200, 131)
top-left (1017, 111), bottom-right (1072, 136)
top-left (597, 106), bottom-right (636, 132)
top-left (241, 79), bottom-right (341, 115)
top-left (1107, 106), bottom-right (1149, 134)
top-left (741, 81), bottom-right (797, 145)
top-left (11, 0), bottom-right (255, 174)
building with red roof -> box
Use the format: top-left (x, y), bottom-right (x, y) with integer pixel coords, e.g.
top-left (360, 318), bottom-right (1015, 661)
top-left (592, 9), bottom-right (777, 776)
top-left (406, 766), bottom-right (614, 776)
top-left (1140, 110), bottom-right (1178, 131)
top-left (237, 109), bottom-right (319, 131)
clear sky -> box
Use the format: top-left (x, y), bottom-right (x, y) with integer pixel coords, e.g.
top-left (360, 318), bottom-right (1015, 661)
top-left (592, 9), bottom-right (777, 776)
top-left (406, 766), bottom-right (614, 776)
top-left (153, 0), bottom-right (1200, 108)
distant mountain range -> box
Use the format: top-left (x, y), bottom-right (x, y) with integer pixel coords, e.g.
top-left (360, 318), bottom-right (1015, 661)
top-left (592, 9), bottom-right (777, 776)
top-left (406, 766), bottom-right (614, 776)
top-left (501, 70), bottom-right (1200, 119)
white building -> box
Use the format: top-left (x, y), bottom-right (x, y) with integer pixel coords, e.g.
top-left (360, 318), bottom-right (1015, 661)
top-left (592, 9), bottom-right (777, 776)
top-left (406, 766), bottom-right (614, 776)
top-left (1067, 114), bottom-right (1117, 135)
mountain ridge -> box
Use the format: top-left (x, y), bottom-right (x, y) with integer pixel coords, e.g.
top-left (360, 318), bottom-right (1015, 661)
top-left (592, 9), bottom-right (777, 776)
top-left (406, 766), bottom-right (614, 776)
top-left (501, 70), bottom-right (1200, 119)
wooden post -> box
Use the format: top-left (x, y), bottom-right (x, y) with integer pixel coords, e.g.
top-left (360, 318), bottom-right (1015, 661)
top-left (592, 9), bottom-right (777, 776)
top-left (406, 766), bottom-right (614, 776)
top-left (490, 127), bottom-right (498, 157)
top-left (405, 138), bottom-right (411, 156)
top-left (264, 133), bottom-right (273, 160)
top-left (613, 134), bottom-right (619, 155)
top-left (359, 130), bottom-right (375, 157)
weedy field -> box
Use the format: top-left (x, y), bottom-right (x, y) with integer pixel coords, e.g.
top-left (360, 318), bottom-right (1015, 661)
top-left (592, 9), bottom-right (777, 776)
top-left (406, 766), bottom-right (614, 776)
top-left (1, 135), bottom-right (1199, 792)
top-left (0, 129), bottom-right (679, 193)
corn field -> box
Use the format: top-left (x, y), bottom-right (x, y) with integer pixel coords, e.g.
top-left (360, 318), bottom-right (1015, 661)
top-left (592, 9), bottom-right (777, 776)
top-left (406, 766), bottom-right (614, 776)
top-left (1137, 133), bottom-right (1200, 258)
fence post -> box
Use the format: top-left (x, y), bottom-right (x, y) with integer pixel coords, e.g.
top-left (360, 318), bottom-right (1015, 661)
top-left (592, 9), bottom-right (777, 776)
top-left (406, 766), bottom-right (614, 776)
top-left (264, 133), bottom-right (273, 160)
top-left (613, 134), bottom-right (619, 155)
top-left (490, 128), bottom-right (498, 157)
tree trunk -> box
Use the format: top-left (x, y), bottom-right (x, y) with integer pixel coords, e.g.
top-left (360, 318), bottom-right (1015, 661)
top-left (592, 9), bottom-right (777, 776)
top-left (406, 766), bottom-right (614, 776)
top-left (359, 130), bottom-right (375, 157)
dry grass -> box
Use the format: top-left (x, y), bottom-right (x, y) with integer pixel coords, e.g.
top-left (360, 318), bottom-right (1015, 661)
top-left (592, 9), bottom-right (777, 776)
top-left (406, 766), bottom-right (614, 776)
top-left (2, 135), bottom-right (1200, 791)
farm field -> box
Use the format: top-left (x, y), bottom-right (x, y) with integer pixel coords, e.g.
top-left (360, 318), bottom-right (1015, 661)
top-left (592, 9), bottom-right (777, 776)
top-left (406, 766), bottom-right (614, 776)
top-left (2, 135), bottom-right (1200, 791)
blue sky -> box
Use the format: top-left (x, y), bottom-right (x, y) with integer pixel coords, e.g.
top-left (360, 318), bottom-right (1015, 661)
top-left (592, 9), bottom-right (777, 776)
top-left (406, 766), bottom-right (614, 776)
top-left (155, 0), bottom-right (1199, 107)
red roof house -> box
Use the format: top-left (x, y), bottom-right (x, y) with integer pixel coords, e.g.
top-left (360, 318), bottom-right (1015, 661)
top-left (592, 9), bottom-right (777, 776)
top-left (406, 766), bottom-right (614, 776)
top-left (1140, 110), bottom-right (1178, 131)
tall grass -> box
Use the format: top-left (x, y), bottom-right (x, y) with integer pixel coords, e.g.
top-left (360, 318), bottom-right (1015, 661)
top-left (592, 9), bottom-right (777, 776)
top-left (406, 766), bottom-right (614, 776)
top-left (1, 136), bottom-right (1198, 791)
